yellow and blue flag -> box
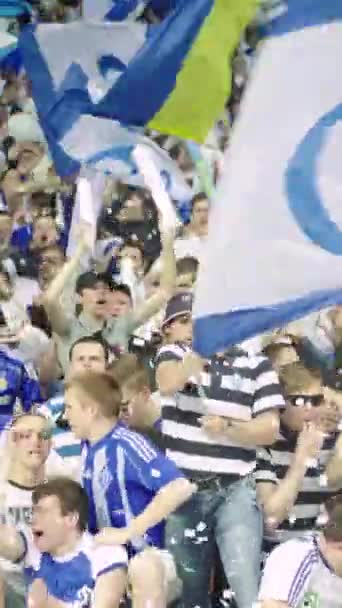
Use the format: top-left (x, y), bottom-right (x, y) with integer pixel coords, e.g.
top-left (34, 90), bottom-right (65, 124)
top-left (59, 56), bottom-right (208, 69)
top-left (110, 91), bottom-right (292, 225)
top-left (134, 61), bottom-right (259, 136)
top-left (19, 0), bottom-right (257, 178)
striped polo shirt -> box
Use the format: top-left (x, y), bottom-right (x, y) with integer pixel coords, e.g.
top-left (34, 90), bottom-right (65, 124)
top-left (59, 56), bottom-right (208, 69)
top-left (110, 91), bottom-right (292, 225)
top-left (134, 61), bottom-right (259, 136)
top-left (255, 426), bottom-right (340, 543)
top-left (155, 344), bottom-right (285, 480)
top-left (38, 395), bottom-right (82, 477)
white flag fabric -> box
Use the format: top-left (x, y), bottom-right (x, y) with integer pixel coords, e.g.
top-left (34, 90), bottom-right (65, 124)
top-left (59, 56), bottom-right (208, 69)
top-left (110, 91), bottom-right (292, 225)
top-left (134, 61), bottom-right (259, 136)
top-left (193, 0), bottom-right (342, 356)
top-left (67, 170), bottom-right (106, 261)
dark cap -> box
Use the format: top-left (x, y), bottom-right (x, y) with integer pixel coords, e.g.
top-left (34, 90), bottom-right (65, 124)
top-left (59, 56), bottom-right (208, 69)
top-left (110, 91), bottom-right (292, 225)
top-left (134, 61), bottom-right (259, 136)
top-left (162, 292), bottom-right (193, 328)
top-left (75, 272), bottom-right (111, 294)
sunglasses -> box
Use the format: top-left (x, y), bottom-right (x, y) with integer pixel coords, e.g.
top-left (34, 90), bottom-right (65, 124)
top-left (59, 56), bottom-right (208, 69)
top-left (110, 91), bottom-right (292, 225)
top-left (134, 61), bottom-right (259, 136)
top-left (288, 394), bottom-right (324, 408)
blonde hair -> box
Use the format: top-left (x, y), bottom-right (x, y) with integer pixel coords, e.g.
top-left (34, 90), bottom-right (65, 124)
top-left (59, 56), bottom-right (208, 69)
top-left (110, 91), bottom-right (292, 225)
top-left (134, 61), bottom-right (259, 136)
top-left (66, 372), bottom-right (122, 419)
top-left (278, 362), bottom-right (321, 396)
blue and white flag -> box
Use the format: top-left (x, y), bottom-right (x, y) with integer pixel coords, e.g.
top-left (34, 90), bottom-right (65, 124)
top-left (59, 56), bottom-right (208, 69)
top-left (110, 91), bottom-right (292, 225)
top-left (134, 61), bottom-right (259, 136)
top-left (84, 134), bottom-right (192, 204)
top-left (19, 20), bottom-right (192, 203)
top-left (193, 0), bottom-right (342, 357)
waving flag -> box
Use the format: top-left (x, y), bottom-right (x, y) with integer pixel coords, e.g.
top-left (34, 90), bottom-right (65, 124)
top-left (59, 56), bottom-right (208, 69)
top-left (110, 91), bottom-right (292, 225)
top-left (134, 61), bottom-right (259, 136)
top-left (193, 0), bottom-right (342, 356)
top-left (0, 0), bottom-right (31, 17)
top-left (19, 0), bottom-right (257, 150)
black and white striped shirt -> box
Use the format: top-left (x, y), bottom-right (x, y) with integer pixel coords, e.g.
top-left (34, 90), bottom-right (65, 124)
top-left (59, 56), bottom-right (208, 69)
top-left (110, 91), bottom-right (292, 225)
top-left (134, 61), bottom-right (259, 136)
top-left (255, 428), bottom-right (340, 543)
top-left (155, 344), bottom-right (285, 481)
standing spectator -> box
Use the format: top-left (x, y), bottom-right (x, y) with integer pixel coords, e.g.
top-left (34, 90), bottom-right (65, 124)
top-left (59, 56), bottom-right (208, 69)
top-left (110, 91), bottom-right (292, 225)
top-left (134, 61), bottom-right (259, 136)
top-left (258, 496), bottom-right (342, 608)
top-left (65, 372), bottom-right (194, 607)
top-left (42, 224), bottom-right (176, 374)
top-left (0, 477), bottom-right (127, 608)
top-left (256, 362), bottom-right (342, 549)
top-left (39, 335), bottom-right (111, 474)
top-left (155, 292), bottom-right (285, 608)
top-left (106, 283), bottom-right (132, 320)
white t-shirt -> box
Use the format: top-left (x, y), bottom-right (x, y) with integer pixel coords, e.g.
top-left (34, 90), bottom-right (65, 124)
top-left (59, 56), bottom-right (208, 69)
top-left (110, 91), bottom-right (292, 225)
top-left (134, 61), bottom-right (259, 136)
top-left (0, 480), bottom-right (33, 594)
top-left (259, 535), bottom-right (342, 608)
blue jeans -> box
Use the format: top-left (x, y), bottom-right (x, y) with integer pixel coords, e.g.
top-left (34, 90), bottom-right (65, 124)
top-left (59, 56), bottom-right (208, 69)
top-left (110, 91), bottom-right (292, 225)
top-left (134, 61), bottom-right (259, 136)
top-left (165, 475), bottom-right (262, 608)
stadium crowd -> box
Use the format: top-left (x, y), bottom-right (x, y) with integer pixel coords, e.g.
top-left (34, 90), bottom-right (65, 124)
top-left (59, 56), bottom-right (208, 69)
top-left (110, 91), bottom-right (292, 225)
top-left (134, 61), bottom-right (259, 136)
top-left (0, 1), bottom-right (340, 608)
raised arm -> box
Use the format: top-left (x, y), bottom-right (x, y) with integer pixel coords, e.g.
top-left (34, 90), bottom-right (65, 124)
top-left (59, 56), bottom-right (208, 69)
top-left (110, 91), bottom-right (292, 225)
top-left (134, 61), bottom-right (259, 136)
top-left (133, 228), bottom-right (176, 327)
top-left (257, 425), bottom-right (324, 526)
top-left (42, 227), bottom-right (90, 335)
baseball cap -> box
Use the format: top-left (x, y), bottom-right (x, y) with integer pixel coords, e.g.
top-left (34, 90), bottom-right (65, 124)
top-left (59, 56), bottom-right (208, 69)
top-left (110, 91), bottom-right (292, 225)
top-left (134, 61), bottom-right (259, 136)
top-left (162, 292), bottom-right (193, 328)
top-left (75, 272), bottom-right (111, 294)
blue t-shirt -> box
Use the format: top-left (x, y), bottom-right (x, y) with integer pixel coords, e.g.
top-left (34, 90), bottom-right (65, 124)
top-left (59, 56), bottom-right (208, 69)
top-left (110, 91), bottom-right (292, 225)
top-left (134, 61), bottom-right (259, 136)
top-left (81, 424), bottom-right (184, 553)
top-left (0, 350), bottom-right (42, 414)
top-left (22, 531), bottom-right (127, 606)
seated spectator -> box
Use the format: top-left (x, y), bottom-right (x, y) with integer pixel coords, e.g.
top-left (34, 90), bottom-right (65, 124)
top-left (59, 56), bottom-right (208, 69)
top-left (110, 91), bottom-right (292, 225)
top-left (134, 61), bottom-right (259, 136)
top-left (65, 372), bottom-right (194, 607)
top-left (258, 496), bottom-right (342, 608)
top-left (0, 477), bottom-right (127, 608)
top-left (0, 412), bottom-right (67, 608)
top-left (256, 362), bottom-right (342, 551)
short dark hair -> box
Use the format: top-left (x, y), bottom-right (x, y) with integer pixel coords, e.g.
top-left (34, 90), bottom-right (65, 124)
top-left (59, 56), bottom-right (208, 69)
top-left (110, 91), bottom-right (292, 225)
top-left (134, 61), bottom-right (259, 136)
top-left (190, 192), bottom-right (208, 213)
top-left (111, 282), bottom-right (132, 302)
top-left (69, 336), bottom-right (110, 362)
top-left (32, 477), bottom-right (89, 532)
top-left (176, 256), bottom-right (199, 276)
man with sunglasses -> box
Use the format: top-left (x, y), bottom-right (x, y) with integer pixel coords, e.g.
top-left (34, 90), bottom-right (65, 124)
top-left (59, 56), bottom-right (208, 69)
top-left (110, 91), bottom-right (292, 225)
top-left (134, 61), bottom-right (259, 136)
top-left (256, 361), bottom-right (342, 551)
top-left (259, 495), bottom-right (342, 608)
top-left (0, 413), bottom-right (54, 608)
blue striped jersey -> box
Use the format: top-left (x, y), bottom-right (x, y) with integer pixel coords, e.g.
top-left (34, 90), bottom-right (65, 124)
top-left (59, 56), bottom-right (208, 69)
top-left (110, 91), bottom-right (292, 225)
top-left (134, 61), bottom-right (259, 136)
top-left (22, 531), bottom-right (127, 606)
top-left (81, 423), bottom-right (184, 552)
